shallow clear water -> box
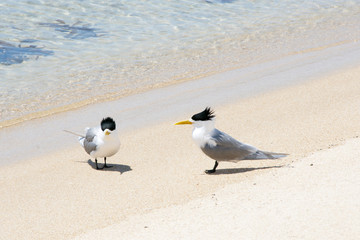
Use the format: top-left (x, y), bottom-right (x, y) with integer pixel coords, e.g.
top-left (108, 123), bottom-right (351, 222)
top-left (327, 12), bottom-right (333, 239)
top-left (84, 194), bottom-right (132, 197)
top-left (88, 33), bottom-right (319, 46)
top-left (1, 0), bottom-right (360, 127)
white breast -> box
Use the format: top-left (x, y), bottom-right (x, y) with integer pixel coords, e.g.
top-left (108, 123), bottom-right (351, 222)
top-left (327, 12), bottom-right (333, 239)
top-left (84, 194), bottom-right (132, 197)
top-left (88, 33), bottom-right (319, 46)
top-left (90, 132), bottom-right (120, 158)
top-left (191, 121), bottom-right (216, 148)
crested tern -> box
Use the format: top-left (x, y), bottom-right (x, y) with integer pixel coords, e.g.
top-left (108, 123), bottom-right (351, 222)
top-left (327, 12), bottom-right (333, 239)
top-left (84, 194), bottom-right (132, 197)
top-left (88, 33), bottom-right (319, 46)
top-left (72, 117), bottom-right (120, 170)
top-left (175, 107), bottom-right (287, 174)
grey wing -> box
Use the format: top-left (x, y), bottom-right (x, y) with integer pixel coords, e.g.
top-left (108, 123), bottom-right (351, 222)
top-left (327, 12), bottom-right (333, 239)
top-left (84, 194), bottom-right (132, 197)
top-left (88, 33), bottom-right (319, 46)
top-left (82, 127), bottom-right (98, 155)
top-left (201, 129), bottom-right (258, 161)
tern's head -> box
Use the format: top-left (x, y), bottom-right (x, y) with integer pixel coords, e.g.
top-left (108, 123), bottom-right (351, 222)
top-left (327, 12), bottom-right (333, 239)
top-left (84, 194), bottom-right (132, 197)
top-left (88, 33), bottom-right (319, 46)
top-left (101, 117), bottom-right (116, 135)
top-left (175, 107), bottom-right (215, 128)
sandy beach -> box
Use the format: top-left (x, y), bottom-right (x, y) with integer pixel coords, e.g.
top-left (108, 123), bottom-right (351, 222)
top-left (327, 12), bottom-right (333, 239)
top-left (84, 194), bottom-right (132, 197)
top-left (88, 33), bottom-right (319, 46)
top-left (74, 137), bottom-right (360, 240)
top-left (1, 60), bottom-right (360, 239)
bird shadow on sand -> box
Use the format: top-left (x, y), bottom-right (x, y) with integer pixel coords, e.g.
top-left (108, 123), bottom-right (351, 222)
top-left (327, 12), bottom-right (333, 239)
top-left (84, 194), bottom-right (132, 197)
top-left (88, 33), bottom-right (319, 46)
top-left (210, 165), bottom-right (283, 175)
top-left (86, 159), bottom-right (132, 174)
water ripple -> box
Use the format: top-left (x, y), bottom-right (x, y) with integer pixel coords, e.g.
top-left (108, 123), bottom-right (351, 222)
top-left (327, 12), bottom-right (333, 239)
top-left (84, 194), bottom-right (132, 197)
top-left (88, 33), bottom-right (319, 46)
top-left (1, 0), bottom-right (360, 126)
top-left (39, 20), bottom-right (104, 39)
top-left (0, 40), bottom-right (54, 65)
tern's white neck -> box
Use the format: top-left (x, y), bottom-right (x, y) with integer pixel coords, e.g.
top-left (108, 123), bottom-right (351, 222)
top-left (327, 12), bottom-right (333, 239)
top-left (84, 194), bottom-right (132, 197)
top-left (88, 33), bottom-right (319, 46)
top-left (103, 130), bottom-right (119, 141)
top-left (191, 120), bottom-right (215, 148)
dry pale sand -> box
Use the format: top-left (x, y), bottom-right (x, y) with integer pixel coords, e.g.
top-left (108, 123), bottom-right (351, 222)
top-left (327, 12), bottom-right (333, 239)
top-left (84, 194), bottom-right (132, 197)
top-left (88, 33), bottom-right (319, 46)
top-left (74, 137), bottom-right (360, 240)
top-left (1, 65), bottom-right (360, 239)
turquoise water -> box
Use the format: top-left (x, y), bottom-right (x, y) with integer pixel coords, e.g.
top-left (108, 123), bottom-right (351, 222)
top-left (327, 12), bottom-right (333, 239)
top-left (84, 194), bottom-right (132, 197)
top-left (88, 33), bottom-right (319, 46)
top-left (1, 0), bottom-right (360, 126)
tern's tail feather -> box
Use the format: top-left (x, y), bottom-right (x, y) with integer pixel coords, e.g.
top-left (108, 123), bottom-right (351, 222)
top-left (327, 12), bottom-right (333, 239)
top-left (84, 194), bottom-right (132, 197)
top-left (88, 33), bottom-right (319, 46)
top-left (78, 136), bottom-right (85, 147)
top-left (63, 130), bottom-right (86, 147)
top-left (246, 150), bottom-right (288, 160)
top-left (63, 130), bottom-right (85, 138)
top-left (261, 151), bottom-right (289, 159)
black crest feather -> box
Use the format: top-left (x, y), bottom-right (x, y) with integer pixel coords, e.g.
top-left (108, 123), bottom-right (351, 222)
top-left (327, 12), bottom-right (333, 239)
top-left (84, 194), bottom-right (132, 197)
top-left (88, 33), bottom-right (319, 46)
top-left (191, 107), bottom-right (215, 121)
top-left (101, 117), bottom-right (116, 131)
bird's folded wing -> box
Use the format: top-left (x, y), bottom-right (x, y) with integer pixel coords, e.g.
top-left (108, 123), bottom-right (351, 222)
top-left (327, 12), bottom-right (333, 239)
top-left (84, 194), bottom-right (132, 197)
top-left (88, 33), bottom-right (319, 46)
top-left (85, 127), bottom-right (98, 142)
top-left (202, 129), bottom-right (257, 161)
top-left (82, 127), bottom-right (99, 155)
top-left (83, 140), bottom-right (97, 155)
top-left (213, 129), bottom-right (256, 150)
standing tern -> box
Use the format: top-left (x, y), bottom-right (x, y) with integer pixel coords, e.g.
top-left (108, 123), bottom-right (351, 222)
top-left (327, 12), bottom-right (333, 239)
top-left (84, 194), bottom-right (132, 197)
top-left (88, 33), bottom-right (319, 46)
top-left (67, 117), bottom-right (121, 170)
top-left (175, 107), bottom-right (288, 174)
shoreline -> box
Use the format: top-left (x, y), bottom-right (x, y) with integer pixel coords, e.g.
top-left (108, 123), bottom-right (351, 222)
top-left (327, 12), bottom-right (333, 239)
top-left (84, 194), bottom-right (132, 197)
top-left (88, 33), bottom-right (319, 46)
top-left (1, 41), bottom-right (360, 166)
top-left (1, 59), bottom-right (360, 239)
top-left (3, 0), bottom-right (360, 129)
top-left (1, 40), bottom-right (359, 131)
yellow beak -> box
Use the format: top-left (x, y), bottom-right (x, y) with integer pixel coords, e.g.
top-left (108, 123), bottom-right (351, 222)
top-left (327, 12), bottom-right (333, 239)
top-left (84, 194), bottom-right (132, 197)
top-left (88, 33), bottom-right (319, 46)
top-left (174, 120), bottom-right (193, 125)
top-left (105, 130), bottom-right (111, 135)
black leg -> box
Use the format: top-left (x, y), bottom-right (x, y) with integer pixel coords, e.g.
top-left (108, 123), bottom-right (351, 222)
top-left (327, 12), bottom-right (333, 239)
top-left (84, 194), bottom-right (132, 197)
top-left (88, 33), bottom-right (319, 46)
top-left (95, 158), bottom-right (104, 170)
top-left (103, 157), bottom-right (112, 168)
top-left (205, 161), bottom-right (218, 174)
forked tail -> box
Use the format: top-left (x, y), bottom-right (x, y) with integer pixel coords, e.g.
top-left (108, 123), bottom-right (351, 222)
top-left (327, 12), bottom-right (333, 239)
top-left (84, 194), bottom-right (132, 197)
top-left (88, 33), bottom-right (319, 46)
top-left (262, 151), bottom-right (289, 159)
top-left (246, 150), bottom-right (288, 160)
